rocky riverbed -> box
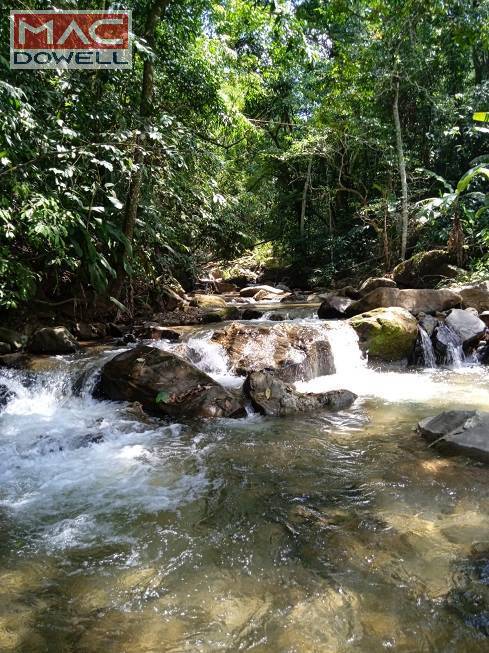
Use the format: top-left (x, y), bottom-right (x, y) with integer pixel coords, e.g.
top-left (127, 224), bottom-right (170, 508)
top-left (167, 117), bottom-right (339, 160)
top-left (2, 253), bottom-right (489, 651)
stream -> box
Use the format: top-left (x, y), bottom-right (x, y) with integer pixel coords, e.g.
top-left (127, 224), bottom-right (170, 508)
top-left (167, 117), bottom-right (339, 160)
top-left (1, 310), bottom-right (489, 652)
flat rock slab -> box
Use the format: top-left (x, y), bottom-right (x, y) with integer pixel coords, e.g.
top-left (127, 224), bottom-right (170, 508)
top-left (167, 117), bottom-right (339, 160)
top-left (418, 410), bottom-right (489, 462)
top-left (347, 288), bottom-right (462, 316)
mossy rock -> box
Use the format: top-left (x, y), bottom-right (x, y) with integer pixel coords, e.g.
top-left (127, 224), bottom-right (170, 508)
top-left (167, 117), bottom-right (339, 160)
top-left (392, 250), bottom-right (456, 288)
top-left (349, 307), bottom-right (418, 361)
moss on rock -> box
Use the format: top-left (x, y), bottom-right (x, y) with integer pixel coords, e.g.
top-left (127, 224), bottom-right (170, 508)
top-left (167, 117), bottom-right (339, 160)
top-left (349, 307), bottom-right (418, 361)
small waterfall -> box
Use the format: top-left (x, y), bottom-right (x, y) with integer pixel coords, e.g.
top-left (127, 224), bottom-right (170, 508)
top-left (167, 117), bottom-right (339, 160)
top-left (326, 321), bottom-right (366, 374)
top-left (419, 327), bottom-right (436, 368)
top-left (434, 323), bottom-right (466, 368)
top-left (186, 333), bottom-right (229, 376)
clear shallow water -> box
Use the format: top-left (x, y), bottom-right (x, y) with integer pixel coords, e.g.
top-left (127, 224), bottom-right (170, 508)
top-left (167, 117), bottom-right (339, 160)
top-left (1, 322), bottom-right (489, 652)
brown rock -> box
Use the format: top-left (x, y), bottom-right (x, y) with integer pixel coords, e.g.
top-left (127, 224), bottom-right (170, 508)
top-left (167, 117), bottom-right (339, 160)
top-left (212, 322), bottom-right (335, 381)
top-left (98, 346), bottom-right (245, 419)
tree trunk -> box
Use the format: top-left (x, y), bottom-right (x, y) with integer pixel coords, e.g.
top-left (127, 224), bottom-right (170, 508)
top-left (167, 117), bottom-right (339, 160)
top-left (299, 157), bottom-right (312, 240)
top-left (472, 0), bottom-right (489, 84)
top-left (393, 75), bottom-right (408, 261)
top-left (112, 0), bottom-right (171, 298)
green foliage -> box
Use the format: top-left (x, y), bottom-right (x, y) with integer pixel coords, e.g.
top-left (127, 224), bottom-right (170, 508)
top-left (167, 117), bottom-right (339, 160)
top-left (1, 0), bottom-right (489, 307)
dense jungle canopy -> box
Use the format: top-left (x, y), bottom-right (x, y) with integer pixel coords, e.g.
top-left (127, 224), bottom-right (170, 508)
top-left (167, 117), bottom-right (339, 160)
top-left (1, 0), bottom-right (489, 313)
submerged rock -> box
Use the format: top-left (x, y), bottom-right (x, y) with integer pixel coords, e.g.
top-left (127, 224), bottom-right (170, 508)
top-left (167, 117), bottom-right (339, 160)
top-left (27, 327), bottom-right (79, 354)
top-left (269, 312), bottom-right (287, 321)
top-left (346, 287), bottom-right (462, 316)
top-left (317, 295), bottom-right (353, 319)
top-left (418, 410), bottom-right (489, 462)
top-left (243, 370), bottom-right (357, 417)
top-left (0, 384), bottom-right (14, 409)
top-left (98, 345), bottom-right (245, 419)
top-left (241, 308), bottom-right (263, 320)
top-left (212, 322), bottom-right (335, 381)
top-left (349, 307), bottom-right (418, 361)
top-left (201, 306), bottom-right (240, 323)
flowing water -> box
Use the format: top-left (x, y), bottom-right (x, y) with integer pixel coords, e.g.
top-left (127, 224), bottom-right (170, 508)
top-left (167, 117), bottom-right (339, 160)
top-left (1, 317), bottom-right (489, 652)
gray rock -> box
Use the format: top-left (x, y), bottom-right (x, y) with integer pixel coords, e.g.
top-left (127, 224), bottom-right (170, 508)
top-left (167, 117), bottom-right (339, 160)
top-left (418, 411), bottom-right (489, 462)
top-left (445, 308), bottom-right (486, 348)
top-left (27, 326), bottom-right (79, 354)
top-left (318, 295), bottom-right (353, 319)
top-left (243, 370), bottom-right (357, 417)
top-left (98, 345), bottom-right (245, 419)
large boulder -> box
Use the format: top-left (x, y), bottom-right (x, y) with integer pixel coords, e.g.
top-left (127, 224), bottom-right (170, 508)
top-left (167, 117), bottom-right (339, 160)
top-left (318, 295), bottom-right (353, 319)
top-left (418, 411), bottom-right (489, 462)
top-left (358, 277), bottom-right (397, 296)
top-left (392, 250), bottom-right (456, 288)
top-left (98, 345), bottom-right (245, 419)
top-left (451, 281), bottom-right (489, 312)
top-left (212, 322), bottom-right (335, 381)
top-left (445, 309), bottom-right (486, 348)
top-left (349, 307), bottom-right (419, 361)
top-left (243, 371), bottom-right (357, 417)
top-left (346, 287), bottom-right (462, 316)
top-left (27, 326), bottom-right (79, 354)
top-left (239, 285), bottom-right (284, 298)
